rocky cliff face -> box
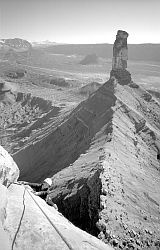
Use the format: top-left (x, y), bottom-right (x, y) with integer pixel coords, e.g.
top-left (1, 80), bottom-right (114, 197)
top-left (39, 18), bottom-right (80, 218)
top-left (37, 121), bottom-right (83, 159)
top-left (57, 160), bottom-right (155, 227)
top-left (111, 30), bottom-right (131, 85)
top-left (0, 88), bottom-right (60, 154)
top-left (2, 30), bottom-right (160, 249)
top-left (112, 30), bottom-right (128, 70)
top-left (12, 76), bottom-right (160, 249)
top-left (46, 79), bottom-right (160, 249)
top-left (13, 78), bottom-right (116, 181)
top-left (0, 145), bottom-right (113, 250)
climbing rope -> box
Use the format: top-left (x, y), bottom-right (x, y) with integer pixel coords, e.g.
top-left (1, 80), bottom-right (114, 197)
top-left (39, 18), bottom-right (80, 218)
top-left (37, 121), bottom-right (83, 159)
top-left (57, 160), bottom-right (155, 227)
top-left (26, 188), bottom-right (75, 250)
top-left (11, 184), bottom-right (75, 250)
top-left (12, 187), bottom-right (26, 250)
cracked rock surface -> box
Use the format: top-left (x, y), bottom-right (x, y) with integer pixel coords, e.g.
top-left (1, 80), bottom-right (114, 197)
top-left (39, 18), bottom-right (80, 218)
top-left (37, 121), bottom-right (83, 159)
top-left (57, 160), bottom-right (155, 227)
top-left (1, 71), bottom-right (160, 249)
top-left (0, 145), bottom-right (113, 250)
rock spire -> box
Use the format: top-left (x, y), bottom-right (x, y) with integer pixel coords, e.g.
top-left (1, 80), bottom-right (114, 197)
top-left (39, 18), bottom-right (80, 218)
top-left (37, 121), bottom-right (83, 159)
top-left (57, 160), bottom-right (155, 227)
top-left (112, 30), bottom-right (128, 70)
top-left (110, 30), bottom-right (131, 85)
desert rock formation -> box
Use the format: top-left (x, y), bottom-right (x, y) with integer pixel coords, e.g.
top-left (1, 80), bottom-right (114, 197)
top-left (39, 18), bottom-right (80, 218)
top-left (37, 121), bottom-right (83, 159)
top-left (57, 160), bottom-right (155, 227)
top-left (111, 30), bottom-right (131, 85)
top-left (112, 30), bottom-right (128, 70)
top-left (79, 54), bottom-right (98, 65)
top-left (0, 145), bottom-right (113, 250)
top-left (0, 38), bottom-right (32, 50)
top-left (1, 30), bottom-right (160, 249)
top-left (0, 145), bottom-right (19, 186)
top-left (79, 82), bottom-right (101, 96)
top-left (13, 77), bottom-right (160, 249)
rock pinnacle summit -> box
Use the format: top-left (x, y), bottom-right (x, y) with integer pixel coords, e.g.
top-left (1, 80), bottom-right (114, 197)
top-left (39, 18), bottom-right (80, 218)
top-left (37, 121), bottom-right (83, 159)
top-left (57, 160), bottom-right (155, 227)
top-left (110, 30), bottom-right (132, 85)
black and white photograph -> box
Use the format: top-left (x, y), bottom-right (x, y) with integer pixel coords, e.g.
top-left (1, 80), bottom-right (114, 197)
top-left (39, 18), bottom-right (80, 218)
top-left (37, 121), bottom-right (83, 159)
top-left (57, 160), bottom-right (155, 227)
top-left (0, 0), bottom-right (160, 249)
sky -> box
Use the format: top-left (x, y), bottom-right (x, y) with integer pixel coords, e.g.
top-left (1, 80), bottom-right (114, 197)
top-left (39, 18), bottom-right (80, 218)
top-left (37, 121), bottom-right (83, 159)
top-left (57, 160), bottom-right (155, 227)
top-left (0, 0), bottom-right (160, 44)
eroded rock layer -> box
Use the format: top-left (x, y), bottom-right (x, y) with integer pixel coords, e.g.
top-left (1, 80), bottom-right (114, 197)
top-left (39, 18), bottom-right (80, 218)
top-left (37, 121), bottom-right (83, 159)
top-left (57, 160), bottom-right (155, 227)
top-left (111, 30), bottom-right (131, 85)
top-left (0, 90), bottom-right (61, 153)
top-left (0, 146), bottom-right (113, 250)
top-left (13, 78), bottom-right (116, 181)
top-left (2, 30), bottom-right (160, 249)
top-left (11, 74), bottom-right (160, 249)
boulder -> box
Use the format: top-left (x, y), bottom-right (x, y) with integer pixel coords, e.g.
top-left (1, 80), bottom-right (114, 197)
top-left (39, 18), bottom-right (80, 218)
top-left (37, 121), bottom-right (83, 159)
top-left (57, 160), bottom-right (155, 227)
top-left (0, 145), bottom-right (19, 187)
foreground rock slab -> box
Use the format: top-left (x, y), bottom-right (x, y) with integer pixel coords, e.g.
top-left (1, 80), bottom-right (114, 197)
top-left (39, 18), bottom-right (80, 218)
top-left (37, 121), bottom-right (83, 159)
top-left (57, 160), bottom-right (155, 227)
top-left (0, 145), bottom-right (19, 186)
top-left (0, 145), bottom-right (113, 250)
top-left (3, 183), bottom-right (113, 250)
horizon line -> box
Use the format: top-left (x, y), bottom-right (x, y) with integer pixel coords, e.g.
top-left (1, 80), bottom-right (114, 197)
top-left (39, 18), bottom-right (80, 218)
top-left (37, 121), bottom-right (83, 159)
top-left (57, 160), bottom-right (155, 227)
top-left (1, 38), bottom-right (160, 45)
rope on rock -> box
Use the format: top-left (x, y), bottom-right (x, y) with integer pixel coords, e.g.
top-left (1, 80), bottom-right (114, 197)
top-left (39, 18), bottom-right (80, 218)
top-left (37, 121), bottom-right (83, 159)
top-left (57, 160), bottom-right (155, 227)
top-left (12, 187), bottom-right (26, 250)
top-left (26, 188), bottom-right (75, 250)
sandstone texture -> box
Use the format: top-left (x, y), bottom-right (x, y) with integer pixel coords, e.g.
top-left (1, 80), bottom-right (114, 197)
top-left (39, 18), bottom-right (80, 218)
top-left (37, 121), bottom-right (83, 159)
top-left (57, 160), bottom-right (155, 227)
top-left (47, 78), bottom-right (160, 249)
top-left (111, 30), bottom-right (131, 85)
top-left (1, 30), bottom-right (160, 250)
top-left (0, 89), bottom-right (61, 154)
top-left (0, 145), bottom-right (19, 186)
top-left (112, 30), bottom-right (128, 70)
top-left (0, 146), bottom-right (113, 250)
top-left (12, 75), bottom-right (160, 249)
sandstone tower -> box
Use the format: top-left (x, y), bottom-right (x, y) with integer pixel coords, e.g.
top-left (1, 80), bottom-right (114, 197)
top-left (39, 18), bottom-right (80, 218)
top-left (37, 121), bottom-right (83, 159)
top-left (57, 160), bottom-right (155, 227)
top-left (110, 30), bottom-right (131, 85)
top-left (112, 30), bottom-right (128, 70)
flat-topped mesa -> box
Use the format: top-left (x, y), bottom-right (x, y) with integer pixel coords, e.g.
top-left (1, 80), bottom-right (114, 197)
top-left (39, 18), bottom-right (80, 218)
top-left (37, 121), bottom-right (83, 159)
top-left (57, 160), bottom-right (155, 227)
top-left (110, 30), bottom-right (132, 85)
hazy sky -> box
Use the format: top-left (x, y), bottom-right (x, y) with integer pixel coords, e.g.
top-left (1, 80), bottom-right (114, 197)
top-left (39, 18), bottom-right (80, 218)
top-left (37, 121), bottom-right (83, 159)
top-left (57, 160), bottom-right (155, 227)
top-left (0, 0), bottom-right (160, 44)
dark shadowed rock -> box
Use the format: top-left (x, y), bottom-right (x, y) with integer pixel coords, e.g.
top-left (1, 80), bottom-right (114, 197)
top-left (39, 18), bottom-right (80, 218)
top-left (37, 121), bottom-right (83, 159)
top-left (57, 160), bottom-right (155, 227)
top-left (0, 82), bottom-right (11, 94)
top-left (79, 82), bottom-right (101, 96)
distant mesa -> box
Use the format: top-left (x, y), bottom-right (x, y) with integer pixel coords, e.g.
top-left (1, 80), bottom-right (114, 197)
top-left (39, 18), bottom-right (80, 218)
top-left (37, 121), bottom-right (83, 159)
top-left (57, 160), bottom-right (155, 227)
top-left (79, 82), bottom-right (101, 96)
top-left (110, 30), bottom-right (132, 85)
top-left (79, 53), bottom-right (98, 65)
top-left (0, 38), bottom-right (32, 52)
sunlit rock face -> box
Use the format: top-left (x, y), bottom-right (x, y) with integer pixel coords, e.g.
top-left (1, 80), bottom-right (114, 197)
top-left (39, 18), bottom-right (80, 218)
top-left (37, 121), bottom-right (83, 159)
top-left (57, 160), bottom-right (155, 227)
top-left (0, 145), bottom-right (113, 250)
top-left (110, 30), bottom-right (131, 85)
top-left (112, 30), bottom-right (128, 70)
top-left (0, 145), bottom-right (19, 187)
